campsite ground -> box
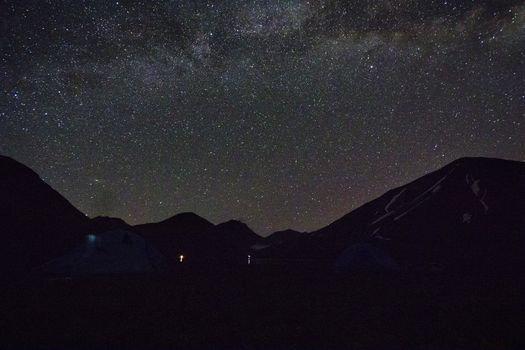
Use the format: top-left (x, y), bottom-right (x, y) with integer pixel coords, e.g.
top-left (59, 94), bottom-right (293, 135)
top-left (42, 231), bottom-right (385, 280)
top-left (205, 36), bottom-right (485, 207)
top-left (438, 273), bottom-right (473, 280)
top-left (2, 266), bottom-right (525, 349)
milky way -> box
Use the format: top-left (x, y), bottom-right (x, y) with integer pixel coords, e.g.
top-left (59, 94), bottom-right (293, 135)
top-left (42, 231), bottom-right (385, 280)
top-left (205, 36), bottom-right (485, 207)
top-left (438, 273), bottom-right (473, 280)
top-left (1, 0), bottom-right (524, 234)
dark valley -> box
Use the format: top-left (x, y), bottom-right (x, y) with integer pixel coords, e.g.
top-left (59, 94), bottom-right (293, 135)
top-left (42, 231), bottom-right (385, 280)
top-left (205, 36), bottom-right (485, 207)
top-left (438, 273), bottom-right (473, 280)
top-left (1, 155), bottom-right (525, 349)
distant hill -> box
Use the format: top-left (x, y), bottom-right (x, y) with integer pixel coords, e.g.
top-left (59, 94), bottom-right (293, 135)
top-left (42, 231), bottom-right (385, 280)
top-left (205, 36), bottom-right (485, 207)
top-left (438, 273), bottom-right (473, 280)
top-left (88, 216), bottom-right (132, 233)
top-left (134, 212), bottom-right (216, 265)
top-left (215, 219), bottom-right (263, 248)
top-left (135, 213), bottom-right (262, 266)
top-left (4, 154), bottom-right (525, 274)
top-left (257, 157), bottom-right (525, 273)
top-left (0, 155), bottom-right (90, 271)
top-left (264, 229), bottom-right (305, 246)
top-left (0, 154), bottom-right (265, 272)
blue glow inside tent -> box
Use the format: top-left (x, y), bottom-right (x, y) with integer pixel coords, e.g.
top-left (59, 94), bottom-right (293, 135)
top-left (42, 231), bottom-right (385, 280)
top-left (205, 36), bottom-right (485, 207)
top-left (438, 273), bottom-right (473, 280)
top-left (87, 234), bottom-right (96, 243)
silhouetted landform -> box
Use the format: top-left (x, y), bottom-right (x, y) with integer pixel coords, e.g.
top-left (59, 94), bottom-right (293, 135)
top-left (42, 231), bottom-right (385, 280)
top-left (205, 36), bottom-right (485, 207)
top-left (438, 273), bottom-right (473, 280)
top-left (0, 155), bottom-right (90, 271)
top-left (215, 219), bottom-right (263, 248)
top-left (265, 229), bottom-right (305, 246)
top-left (2, 155), bottom-right (525, 275)
top-left (89, 216), bottom-right (133, 234)
top-left (257, 157), bottom-right (525, 274)
top-left (0, 155), bottom-right (263, 273)
top-left (135, 214), bottom-right (261, 266)
top-left (0, 156), bottom-right (147, 273)
top-left (3, 155), bottom-right (525, 349)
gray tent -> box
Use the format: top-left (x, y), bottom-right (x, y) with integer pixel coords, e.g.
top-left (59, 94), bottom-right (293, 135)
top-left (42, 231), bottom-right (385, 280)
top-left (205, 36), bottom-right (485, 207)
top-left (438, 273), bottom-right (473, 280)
top-left (45, 229), bottom-right (165, 274)
top-left (334, 242), bottom-right (399, 273)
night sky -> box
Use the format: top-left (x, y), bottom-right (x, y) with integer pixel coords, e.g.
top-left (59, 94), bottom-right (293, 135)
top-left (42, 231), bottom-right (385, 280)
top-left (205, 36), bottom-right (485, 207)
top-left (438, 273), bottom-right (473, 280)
top-left (1, 0), bottom-right (524, 235)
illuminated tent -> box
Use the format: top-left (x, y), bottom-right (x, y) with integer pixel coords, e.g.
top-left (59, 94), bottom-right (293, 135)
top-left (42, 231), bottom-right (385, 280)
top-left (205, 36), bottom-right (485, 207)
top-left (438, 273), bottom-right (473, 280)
top-left (44, 229), bottom-right (165, 274)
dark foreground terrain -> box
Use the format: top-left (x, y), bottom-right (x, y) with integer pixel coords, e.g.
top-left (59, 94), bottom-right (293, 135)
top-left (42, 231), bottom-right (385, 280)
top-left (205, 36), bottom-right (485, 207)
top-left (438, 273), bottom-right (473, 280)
top-left (2, 266), bottom-right (525, 350)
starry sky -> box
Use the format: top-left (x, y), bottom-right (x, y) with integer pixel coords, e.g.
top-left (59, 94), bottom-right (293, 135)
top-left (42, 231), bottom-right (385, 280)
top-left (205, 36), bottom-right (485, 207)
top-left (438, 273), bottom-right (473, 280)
top-left (1, 0), bottom-right (524, 235)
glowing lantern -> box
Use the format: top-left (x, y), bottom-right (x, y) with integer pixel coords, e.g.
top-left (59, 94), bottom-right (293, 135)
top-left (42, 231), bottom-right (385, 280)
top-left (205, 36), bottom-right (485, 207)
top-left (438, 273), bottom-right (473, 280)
top-left (179, 255), bottom-right (184, 263)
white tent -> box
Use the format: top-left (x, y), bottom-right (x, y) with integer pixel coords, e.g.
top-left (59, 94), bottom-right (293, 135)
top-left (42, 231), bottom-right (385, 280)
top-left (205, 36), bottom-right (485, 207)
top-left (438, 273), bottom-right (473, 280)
top-left (45, 229), bottom-right (165, 274)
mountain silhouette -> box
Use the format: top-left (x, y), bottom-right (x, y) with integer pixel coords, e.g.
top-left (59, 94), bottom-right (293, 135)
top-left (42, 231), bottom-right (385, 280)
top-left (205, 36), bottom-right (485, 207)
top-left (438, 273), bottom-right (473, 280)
top-left (3, 154), bottom-right (525, 274)
top-left (135, 213), bottom-right (262, 266)
top-left (215, 219), bottom-right (263, 248)
top-left (265, 229), bottom-right (305, 246)
top-left (89, 216), bottom-right (132, 233)
top-left (0, 154), bottom-right (264, 271)
top-left (0, 155), bottom-right (90, 271)
top-left (258, 157), bottom-right (525, 273)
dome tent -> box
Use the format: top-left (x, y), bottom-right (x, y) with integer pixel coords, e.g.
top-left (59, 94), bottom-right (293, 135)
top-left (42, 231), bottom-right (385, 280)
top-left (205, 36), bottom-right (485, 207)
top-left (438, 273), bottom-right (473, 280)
top-left (334, 242), bottom-right (399, 273)
top-left (45, 229), bottom-right (166, 274)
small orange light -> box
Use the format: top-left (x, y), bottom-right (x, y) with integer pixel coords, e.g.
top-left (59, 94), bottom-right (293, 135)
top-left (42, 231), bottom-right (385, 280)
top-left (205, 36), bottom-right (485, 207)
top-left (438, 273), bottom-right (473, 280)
top-left (179, 255), bottom-right (184, 263)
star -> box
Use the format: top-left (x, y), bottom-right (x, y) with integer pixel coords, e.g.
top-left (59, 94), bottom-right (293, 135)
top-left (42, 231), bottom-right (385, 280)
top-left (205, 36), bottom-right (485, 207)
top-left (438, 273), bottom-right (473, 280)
top-left (1, 0), bottom-right (523, 234)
